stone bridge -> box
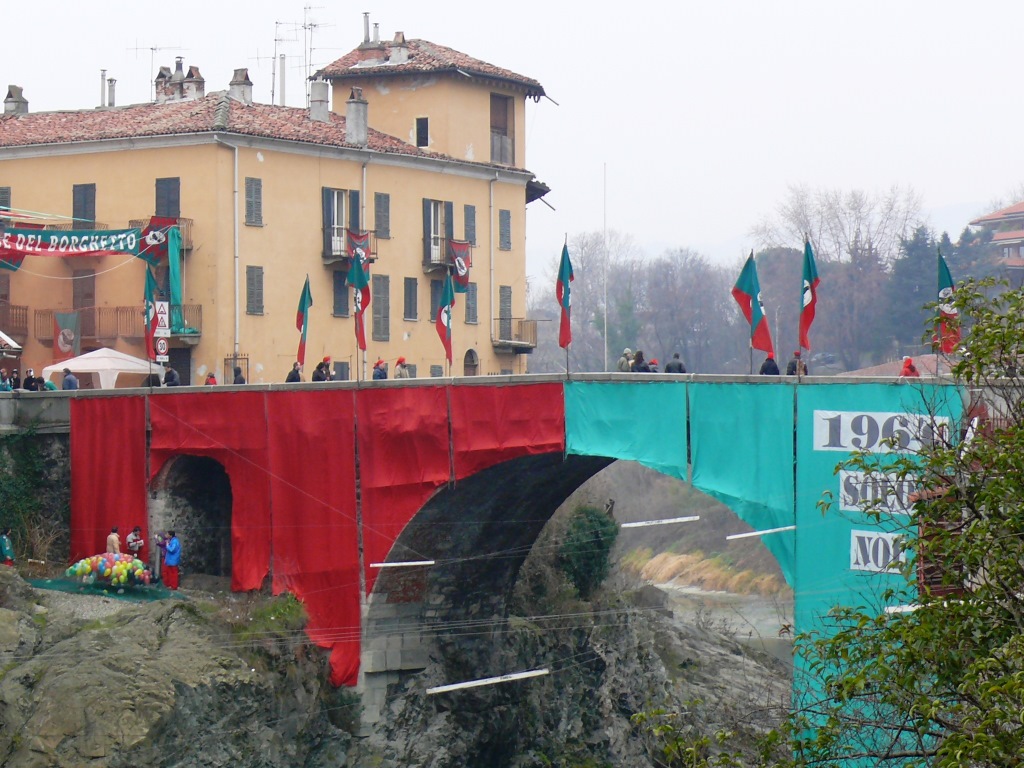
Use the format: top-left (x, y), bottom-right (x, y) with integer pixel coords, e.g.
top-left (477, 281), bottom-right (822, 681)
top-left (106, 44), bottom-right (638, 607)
top-left (7, 374), bottom-right (966, 726)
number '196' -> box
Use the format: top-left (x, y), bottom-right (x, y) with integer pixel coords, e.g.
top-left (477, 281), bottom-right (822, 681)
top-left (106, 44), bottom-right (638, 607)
top-left (813, 410), bottom-right (949, 453)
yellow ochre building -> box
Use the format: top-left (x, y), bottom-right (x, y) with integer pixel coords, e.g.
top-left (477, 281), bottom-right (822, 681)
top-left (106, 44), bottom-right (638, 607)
top-left (0, 21), bottom-right (547, 384)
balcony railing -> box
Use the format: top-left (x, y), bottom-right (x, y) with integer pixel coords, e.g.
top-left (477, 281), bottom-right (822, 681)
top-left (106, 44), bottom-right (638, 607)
top-left (0, 304), bottom-right (29, 341)
top-left (323, 229), bottom-right (376, 265)
top-left (46, 221), bottom-right (110, 231)
top-left (423, 238), bottom-right (473, 270)
top-left (128, 218), bottom-right (194, 251)
top-left (34, 305), bottom-right (202, 343)
top-left (491, 318), bottom-right (537, 353)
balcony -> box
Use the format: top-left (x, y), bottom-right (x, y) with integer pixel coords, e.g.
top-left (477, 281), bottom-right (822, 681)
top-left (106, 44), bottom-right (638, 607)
top-left (0, 303), bottom-right (29, 344)
top-left (34, 305), bottom-right (202, 345)
top-left (128, 218), bottom-right (194, 252)
top-left (323, 229), bottom-right (376, 266)
top-left (492, 318), bottom-right (537, 354)
top-left (423, 238), bottom-right (473, 272)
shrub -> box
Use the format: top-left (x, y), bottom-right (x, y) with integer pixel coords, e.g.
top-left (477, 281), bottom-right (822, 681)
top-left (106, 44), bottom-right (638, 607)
top-left (557, 505), bottom-right (619, 600)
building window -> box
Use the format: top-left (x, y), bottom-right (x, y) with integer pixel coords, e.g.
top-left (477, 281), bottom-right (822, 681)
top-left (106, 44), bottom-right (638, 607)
top-left (333, 270), bottom-right (350, 316)
top-left (245, 177), bottom-right (263, 226)
top-left (72, 183), bottom-right (96, 230)
top-left (465, 282), bottom-right (478, 324)
top-left (0, 187), bottom-right (10, 212)
top-left (404, 277), bottom-right (418, 321)
top-left (490, 94), bottom-right (514, 164)
top-left (246, 266), bottom-right (264, 315)
top-left (374, 192), bottom-right (390, 239)
top-left (464, 204), bottom-right (476, 245)
top-left (372, 273), bottom-right (390, 341)
top-left (406, 364), bottom-right (417, 378)
top-left (336, 361), bottom-right (350, 381)
top-left (422, 199), bottom-right (453, 265)
top-left (498, 284), bottom-right (512, 339)
top-left (321, 187), bottom-right (360, 258)
top-left (416, 117), bottom-right (429, 148)
top-left (430, 365), bottom-right (444, 378)
top-left (155, 177), bottom-right (180, 218)
top-left (499, 209), bottom-right (512, 250)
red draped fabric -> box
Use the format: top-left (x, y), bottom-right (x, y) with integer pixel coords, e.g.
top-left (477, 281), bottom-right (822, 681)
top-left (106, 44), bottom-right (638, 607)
top-left (148, 392), bottom-right (272, 591)
top-left (266, 390), bottom-right (361, 686)
top-left (356, 386), bottom-right (451, 593)
top-left (70, 397), bottom-right (147, 563)
top-left (451, 383), bottom-right (566, 479)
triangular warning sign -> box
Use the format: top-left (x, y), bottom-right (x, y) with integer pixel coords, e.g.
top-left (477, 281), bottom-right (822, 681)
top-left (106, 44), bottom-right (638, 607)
top-left (156, 303), bottom-right (170, 330)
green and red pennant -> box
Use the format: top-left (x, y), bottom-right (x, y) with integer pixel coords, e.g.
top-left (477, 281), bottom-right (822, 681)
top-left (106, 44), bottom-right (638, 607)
top-left (144, 267), bottom-right (160, 361)
top-left (799, 238), bottom-right (820, 351)
top-left (732, 251), bottom-right (774, 356)
top-left (346, 252), bottom-right (370, 351)
top-left (295, 275), bottom-right (313, 365)
top-left (556, 242), bottom-right (574, 349)
top-left (937, 251), bottom-right (960, 354)
top-left (435, 272), bottom-right (455, 365)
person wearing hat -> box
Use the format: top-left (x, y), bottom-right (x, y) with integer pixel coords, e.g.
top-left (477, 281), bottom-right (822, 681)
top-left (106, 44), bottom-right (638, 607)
top-left (617, 348), bottom-right (634, 372)
top-left (372, 359), bottom-right (388, 380)
top-left (61, 368), bottom-right (79, 390)
top-left (649, 358), bottom-right (660, 373)
top-left (10, 368), bottom-right (20, 390)
top-left (22, 368), bottom-right (38, 391)
top-left (900, 356), bottom-right (920, 377)
top-left (394, 356), bottom-right (411, 379)
top-left (759, 354), bottom-right (780, 375)
top-left (787, 350), bottom-right (808, 376)
top-left (205, 371), bottom-right (218, 386)
top-left (232, 366), bottom-right (246, 385)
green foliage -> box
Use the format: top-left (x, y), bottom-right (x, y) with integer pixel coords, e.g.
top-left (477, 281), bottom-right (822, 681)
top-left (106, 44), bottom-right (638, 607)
top-left (557, 504), bottom-right (619, 600)
top-left (231, 593), bottom-right (307, 644)
top-left (785, 277), bottom-right (1024, 765)
top-left (632, 706), bottom-right (785, 767)
top-left (0, 430), bottom-right (51, 559)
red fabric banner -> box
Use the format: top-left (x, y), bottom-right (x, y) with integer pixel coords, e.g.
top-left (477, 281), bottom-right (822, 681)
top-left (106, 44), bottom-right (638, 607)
top-left (266, 390), bottom-right (361, 686)
top-left (356, 387), bottom-right (451, 593)
top-left (70, 397), bottom-right (148, 563)
top-left (451, 383), bottom-right (566, 479)
top-left (148, 392), bottom-right (272, 591)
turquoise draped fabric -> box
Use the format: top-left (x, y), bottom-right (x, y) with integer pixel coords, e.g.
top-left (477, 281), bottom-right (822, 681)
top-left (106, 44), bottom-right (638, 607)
top-left (168, 226), bottom-right (185, 332)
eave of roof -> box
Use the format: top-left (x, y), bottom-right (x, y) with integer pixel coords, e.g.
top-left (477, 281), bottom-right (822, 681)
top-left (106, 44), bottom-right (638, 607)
top-left (991, 229), bottom-right (1024, 243)
top-left (970, 200), bottom-right (1024, 226)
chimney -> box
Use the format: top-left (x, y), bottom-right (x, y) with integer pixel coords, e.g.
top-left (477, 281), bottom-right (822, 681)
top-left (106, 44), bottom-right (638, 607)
top-left (228, 68), bottom-right (253, 105)
top-left (184, 66), bottom-right (205, 99)
top-left (107, 78), bottom-right (116, 107)
top-left (4, 86), bottom-right (27, 116)
top-left (373, 23), bottom-right (379, 44)
top-left (309, 80), bottom-right (330, 123)
top-left (363, 12), bottom-right (370, 44)
top-left (279, 54), bottom-right (286, 106)
top-left (346, 86), bottom-right (368, 146)
top-left (100, 69), bottom-right (106, 108)
top-left (154, 65), bottom-right (172, 103)
top-left (390, 32), bottom-right (409, 64)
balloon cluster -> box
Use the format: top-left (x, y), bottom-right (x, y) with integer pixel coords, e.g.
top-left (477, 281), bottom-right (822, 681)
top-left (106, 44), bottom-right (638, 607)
top-left (65, 553), bottom-right (152, 587)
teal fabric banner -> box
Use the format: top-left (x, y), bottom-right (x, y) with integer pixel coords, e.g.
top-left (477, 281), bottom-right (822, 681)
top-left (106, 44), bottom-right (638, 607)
top-left (168, 226), bottom-right (185, 332)
top-left (564, 380), bottom-right (687, 480)
top-left (689, 382), bottom-right (796, 585)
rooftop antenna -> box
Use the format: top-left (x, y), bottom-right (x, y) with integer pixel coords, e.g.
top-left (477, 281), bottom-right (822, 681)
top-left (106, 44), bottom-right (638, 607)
top-left (128, 41), bottom-right (188, 100)
top-left (266, 20), bottom-right (302, 106)
top-left (303, 5), bottom-right (334, 106)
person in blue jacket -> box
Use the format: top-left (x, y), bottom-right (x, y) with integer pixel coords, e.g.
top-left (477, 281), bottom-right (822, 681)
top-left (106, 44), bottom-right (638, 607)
top-left (158, 531), bottom-right (182, 590)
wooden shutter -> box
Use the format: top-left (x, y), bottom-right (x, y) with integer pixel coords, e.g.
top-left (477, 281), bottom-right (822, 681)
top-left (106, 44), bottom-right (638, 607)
top-left (499, 284), bottom-right (512, 340)
top-left (73, 269), bottom-right (96, 336)
top-left (0, 187), bottom-right (10, 212)
top-left (374, 192), bottom-right (391, 239)
top-left (464, 204), bottom-right (476, 245)
top-left (246, 266), bottom-right (264, 315)
top-left (322, 187), bottom-right (334, 258)
top-left (422, 198), bottom-right (432, 263)
top-left (348, 190), bottom-right (360, 231)
top-left (155, 178), bottom-right (180, 218)
top-left (72, 184), bottom-right (96, 230)
top-left (430, 279), bottom-right (442, 318)
top-left (465, 282), bottom-right (478, 324)
top-left (499, 209), bottom-right (511, 250)
top-left (372, 274), bottom-right (389, 341)
top-left (404, 277), bottom-right (418, 320)
top-left (444, 201), bottom-right (454, 242)
top-left (245, 178), bottom-right (262, 226)
top-left (333, 270), bottom-right (349, 316)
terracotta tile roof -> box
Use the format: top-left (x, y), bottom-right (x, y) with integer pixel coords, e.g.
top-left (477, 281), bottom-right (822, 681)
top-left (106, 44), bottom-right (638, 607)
top-left (317, 39), bottom-right (545, 99)
top-left (991, 228), bottom-right (1024, 243)
top-left (970, 200), bottom-right (1024, 226)
top-left (0, 92), bottom-right (428, 157)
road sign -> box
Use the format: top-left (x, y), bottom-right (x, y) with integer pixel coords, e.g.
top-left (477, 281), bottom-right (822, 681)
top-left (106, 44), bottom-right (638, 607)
top-left (155, 301), bottom-right (170, 338)
top-left (155, 337), bottom-right (169, 356)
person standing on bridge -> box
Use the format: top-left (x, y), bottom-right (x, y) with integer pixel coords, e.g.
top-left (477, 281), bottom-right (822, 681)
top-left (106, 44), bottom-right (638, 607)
top-left (900, 356), bottom-right (920, 377)
top-left (394, 357), bottom-right (411, 379)
top-left (664, 353), bottom-right (687, 374)
top-left (617, 348), bottom-right (634, 372)
top-left (286, 361), bottom-right (302, 382)
top-left (759, 354), bottom-right (780, 375)
top-left (61, 368), bottom-right (79, 390)
top-left (373, 359), bottom-right (388, 380)
top-left (632, 350), bottom-right (651, 372)
top-left (786, 350), bottom-right (808, 376)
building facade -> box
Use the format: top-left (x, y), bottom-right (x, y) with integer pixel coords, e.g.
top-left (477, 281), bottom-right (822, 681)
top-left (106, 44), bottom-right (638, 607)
top-left (0, 29), bottom-right (546, 385)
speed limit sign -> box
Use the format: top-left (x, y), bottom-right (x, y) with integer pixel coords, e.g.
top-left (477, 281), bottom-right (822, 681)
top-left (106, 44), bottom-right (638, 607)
top-left (155, 337), bottom-right (169, 362)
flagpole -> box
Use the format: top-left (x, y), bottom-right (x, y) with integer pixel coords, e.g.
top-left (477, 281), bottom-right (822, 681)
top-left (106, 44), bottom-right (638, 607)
top-left (603, 163), bottom-right (608, 372)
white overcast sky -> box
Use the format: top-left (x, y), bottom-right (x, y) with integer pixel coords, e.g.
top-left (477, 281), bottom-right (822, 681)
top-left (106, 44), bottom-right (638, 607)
top-left (4, 1), bottom-right (1021, 286)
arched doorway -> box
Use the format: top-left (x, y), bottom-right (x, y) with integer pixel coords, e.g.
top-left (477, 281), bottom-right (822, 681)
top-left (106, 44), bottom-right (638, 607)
top-left (463, 348), bottom-right (479, 376)
top-left (151, 454), bottom-right (233, 578)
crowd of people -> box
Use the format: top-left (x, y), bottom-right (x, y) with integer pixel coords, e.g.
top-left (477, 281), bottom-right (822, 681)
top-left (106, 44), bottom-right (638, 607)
top-left (104, 525), bottom-right (182, 590)
top-left (0, 366), bottom-right (78, 391)
top-left (616, 348), bottom-right (688, 374)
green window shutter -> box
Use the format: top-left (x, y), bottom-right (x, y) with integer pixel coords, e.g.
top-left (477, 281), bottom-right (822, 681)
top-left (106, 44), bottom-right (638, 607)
top-left (155, 177), bottom-right (180, 218)
top-left (430, 278), bottom-right (442, 318)
top-left (0, 187), bottom-right (10, 212)
top-left (333, 270), bottom-right (350, 316)
top-left (404, 277), bottom-right (418, 320)
top-left (246, 266), bottom-right (264, 315)
top-left (498, 284), bottom-right (512, 339)
top-left (499, 209), bottom-right (511, 250)
top-left (372, 274), bottom-right (390, 341)
top-left (464, 204), bottom-right (476, 245)
top-left (422, 198), bottom-right (432, 263)
top-left (374, 192), bottom-right (391, 239)
top-left (465, 282), bottom-right (478, 324)
top-left (245, 178), bottom-right (262, 226)
top-left (348, 190), bottom-right (360, 231)
top-left (72, 183), bottom-right (96, 230)
top-left (322, 187), bottom-right (334, 257)
top-left (444, 201), bottom-right (454, 242)
top-left (430, 365), bottom-right (444, 378)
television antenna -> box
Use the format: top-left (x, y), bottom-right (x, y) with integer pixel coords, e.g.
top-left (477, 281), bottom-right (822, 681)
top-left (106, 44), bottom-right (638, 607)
top-left (303, 5), bottom-right (334, 106)
top-left (128, 41), bottom-right (188, 101)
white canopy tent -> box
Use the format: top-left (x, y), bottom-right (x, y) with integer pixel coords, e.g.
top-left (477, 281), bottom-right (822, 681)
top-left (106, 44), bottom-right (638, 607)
top-left (42, 348), bottom-right (166, 390)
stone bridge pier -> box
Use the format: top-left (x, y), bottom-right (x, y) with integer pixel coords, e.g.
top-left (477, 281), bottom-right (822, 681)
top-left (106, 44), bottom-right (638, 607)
top-left (359, 452), bottom-right (613, 727)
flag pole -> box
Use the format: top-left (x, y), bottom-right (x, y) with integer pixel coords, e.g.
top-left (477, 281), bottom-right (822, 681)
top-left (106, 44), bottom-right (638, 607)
top-left (564, 233), bottom-right (570, 379)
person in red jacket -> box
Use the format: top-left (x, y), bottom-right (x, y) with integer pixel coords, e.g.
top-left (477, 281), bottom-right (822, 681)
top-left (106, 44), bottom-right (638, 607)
top-left (900, 356), bottom-right (920, 377)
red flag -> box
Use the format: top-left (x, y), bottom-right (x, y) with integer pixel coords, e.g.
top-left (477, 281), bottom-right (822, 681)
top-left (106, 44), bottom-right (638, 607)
top-left (295, 276), bottom-right (313, 366)
top-left (731, 252), bottom-right (774, 356)
top-left (799, 239), bottom-right (820, 351)
top-left (346, 250), bottom-right (370, 352)
top-left (937, 251), bottom-right (960, 354)
top-left (435, 273), bottom-right (455, 364)
top-left (556, 243), bottom-right (573, 348)
top-left (450, 240), bottom-right (472, 293)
